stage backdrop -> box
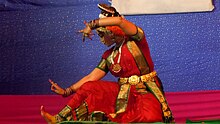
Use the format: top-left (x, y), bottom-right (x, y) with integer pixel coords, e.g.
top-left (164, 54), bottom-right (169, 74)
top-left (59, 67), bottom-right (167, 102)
top-left (0, 0), bottom-right (219, 94)
top-left (112, 0), bottom-right (214, 15)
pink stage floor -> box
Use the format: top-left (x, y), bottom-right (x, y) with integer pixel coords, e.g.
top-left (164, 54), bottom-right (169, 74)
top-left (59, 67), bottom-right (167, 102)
top-left (0, 90), bottom-right (220, 124)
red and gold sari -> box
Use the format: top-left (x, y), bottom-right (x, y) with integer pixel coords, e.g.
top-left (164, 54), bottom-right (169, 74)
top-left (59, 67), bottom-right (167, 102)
top-left (64, 27), bottom-right (172, 123)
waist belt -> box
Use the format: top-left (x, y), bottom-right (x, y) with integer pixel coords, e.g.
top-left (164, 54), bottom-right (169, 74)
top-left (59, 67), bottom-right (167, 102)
top-left (110, 71), bottom-right (157, 118)
top-left (112, 70), bottom-right (174, 122)
top-left (119, 71), bottom-right (157, 85)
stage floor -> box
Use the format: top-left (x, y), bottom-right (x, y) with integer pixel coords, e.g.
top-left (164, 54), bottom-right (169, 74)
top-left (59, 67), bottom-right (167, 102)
top-left (1, 90), bottom-right (220, 124)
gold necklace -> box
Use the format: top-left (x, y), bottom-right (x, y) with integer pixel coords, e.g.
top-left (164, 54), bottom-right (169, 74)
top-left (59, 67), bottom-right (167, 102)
top-left (111, 40), bottom-right (125, 73)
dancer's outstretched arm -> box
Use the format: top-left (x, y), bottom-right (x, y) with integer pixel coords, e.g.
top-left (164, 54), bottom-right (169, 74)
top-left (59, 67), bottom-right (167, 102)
top-left (49, 68), bottom-right (106, 96)
top-left (79, 17), bottom-right (138, 41)
top-left (70, 68), bottom-right (106, 91)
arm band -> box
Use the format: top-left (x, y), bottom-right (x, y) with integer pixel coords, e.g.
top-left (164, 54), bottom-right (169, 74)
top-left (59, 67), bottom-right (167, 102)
top-left (131, 27), bottom-right (144, 41)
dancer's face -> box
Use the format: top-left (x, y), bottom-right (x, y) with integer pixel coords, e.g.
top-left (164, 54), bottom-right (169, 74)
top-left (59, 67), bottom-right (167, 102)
top-left (96, 27), bottom-right (115, 47)
top-left (96, 26), bottom-right (125, 47)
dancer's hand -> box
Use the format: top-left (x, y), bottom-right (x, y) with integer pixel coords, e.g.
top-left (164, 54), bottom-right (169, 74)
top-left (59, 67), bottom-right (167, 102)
top-left (78, 21), bottom-right (94, 42)
top-left (49, 79), bottom-right (65, 95)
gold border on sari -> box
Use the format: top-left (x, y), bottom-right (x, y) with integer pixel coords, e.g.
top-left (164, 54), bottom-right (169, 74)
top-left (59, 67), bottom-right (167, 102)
top-left (57, 105), bottom-right (73, 121)
top-left (126, 41), bottom-right (150, 75)
top-left (144, 80), bottom-right (174, 121)
top-left (74, 102), bottom-right (89, 121)
top-left (110, 83), bottom-right (131, 118)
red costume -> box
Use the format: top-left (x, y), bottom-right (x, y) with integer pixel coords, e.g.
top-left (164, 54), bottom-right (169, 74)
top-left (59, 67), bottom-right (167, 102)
top-left (65, 27), bottom-right (171, 123)
top-left (43, 4), bottom-right (174, 123)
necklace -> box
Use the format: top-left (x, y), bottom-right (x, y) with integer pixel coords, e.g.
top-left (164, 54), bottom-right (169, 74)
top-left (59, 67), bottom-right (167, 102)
top-left (111, 40), bottom-right (125, 73)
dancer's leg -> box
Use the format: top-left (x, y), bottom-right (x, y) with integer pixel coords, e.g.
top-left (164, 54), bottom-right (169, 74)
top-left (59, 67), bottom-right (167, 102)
top-left (41, 105), bottom-right (73, 123)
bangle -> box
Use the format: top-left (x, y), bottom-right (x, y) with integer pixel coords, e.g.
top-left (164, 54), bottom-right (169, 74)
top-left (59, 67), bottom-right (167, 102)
top-left (88, 19), bottom-right (99, 30)
top-left (62, 87), bottom-right (74, 97)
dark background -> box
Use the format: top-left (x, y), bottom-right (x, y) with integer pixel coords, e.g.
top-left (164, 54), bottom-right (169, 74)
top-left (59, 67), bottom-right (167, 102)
top-left (0, 0), bottom-right (219, 94)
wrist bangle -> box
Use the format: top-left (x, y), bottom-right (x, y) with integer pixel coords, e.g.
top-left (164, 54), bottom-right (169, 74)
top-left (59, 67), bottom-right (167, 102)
top-left (88, 19), bottom-right (99, 30)
top-left (62, 87), bottom-right (74, 97)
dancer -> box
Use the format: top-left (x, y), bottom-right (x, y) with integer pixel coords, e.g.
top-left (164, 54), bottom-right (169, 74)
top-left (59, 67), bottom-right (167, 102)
top-left (41, 3), bottom-right (174, 123)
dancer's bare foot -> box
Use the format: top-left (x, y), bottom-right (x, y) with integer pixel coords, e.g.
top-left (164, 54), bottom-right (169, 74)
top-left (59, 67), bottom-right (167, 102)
top-left (40, 106), bottom-right (56, 124)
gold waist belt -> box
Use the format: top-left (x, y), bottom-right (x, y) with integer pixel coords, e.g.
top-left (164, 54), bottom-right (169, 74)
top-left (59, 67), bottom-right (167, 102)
top-left (119, 71), bottom-right (157, 85)
top-left (110, 71), bottom-right (157, 118)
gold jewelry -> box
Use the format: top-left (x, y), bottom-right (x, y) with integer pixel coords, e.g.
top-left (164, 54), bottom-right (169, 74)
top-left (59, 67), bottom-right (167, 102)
top-left (111, 40), bottom-right (125, 73)
top-left (62, 87), bottom-right (74, 97)
top-left (87, 19), bottom-right (99, 30)
top-left (112, 63), bottom-right (122, 73)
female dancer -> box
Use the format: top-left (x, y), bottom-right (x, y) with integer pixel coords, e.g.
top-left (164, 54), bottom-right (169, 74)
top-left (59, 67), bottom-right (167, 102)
top-left (41, 3), bottom-right (174, 123)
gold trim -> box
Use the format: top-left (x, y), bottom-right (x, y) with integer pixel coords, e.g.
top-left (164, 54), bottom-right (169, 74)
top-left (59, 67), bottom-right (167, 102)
top-left (126, 41), bottom-right (150, 75)
top-left (89, 111), bottom-right (109, 121)
top-left (144, 80), bottom-right (173, 120)
top-left (119, 71), bottom-right (157, 85)
top-left (74, 102), bottom-right (89, 121)
top-left (128, 75), bottom-right (140, 85)
top-left (58, 105), bottom-right (73, 121)
top-left (110, 84), bottom-right (130, 118)
top-left (111, 71), bottom-right (157, 118)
